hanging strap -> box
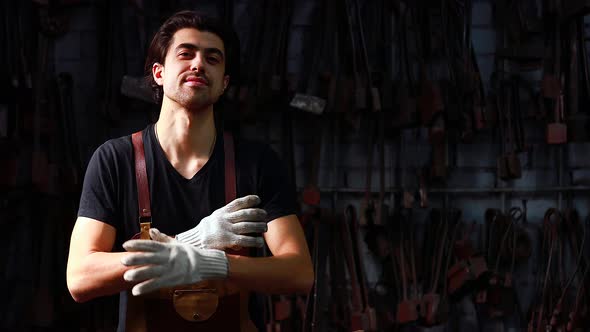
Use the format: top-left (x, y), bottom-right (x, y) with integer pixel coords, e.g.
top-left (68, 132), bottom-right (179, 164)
top-left (223, 131), bottom-right (236, 204)
top-left (131, 129), bottom-right (237, 234)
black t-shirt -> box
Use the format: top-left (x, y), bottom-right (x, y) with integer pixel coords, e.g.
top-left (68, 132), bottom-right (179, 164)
top-left (77, 123), bottom-right (296, 331)
top-left (78, 123), bottom-right (296, 248)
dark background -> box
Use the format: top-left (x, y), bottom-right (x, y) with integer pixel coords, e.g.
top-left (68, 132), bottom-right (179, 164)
top-left (2, 0), bottom-right (590, 331)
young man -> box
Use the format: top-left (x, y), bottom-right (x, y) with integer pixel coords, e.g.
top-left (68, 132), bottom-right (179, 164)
top-left (66, 11), bottom-right (313, 331)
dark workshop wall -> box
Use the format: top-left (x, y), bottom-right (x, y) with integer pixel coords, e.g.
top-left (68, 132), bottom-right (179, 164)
top-left (2, 0), bottom-right (590, 331)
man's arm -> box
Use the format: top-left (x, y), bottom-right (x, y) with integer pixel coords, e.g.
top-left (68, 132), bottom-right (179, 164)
top-left (226, 214), bottom-right (314, 294)
top-left (66, 217), bottom-right (134, 303)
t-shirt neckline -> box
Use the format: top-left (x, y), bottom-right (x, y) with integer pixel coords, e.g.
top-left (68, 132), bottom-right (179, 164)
top-left (149, 123), bottom-right (220, 183)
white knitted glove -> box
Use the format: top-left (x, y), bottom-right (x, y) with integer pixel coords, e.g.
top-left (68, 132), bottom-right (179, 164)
top-left (121, 237), bottom-right (228, 296)
top-left (175, 195), bottom-right (268, 250)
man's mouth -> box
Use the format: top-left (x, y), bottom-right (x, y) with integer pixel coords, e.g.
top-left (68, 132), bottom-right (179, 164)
top-left (185, 76), bottom-right (208, 87)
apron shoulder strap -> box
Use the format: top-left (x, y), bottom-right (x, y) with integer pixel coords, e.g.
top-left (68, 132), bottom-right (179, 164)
top-left (131, 129), bottom-right (237, 231)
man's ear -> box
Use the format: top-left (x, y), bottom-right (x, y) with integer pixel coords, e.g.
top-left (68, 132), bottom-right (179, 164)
top-left (223, 75), bottom-right (230, 91)
top-left (152, 63), bottom-right (164, 86)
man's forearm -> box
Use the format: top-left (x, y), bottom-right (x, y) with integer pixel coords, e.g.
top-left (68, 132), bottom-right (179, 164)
top-left (226, 253), bottom-right (314, 294)
top-left (67, 251), bottom-right (134, 303)
top-left (68, 250), bottom-right (313, 302)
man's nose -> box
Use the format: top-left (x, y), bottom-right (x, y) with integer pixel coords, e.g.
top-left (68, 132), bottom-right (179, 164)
top-left (190, 53), bottom-right (205, 72)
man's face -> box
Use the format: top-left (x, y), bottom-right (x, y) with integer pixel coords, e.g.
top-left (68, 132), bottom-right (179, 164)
top-left (152, 28), bottom-right (229, 110)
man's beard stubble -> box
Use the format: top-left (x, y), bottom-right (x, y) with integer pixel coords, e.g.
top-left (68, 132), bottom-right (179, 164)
top-left (170, 84), bottom-right (218, 111)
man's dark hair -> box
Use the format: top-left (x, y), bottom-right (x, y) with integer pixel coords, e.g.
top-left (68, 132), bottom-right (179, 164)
top-left (144, 11), bottom-right (236, 104)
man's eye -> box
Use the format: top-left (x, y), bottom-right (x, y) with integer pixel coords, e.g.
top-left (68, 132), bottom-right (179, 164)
top-left (208, 57), bottom-right (220, 64)
top-left (179, 52), bottom-right (191, 57)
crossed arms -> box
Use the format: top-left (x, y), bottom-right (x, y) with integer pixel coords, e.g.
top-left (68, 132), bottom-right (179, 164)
top-left (66, 205), bottom-right (313, 303)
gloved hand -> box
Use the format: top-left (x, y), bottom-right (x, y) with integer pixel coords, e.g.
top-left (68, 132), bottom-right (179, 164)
top-left (121, 236), bottom-right (228, 296)
top-left (149, 228), bottom-right (175, 243)
top-left (175, 194), bottom-right (268, 250)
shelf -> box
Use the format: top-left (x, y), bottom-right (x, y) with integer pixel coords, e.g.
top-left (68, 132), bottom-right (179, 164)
top-left (297, 186), bottom-right (590, 195)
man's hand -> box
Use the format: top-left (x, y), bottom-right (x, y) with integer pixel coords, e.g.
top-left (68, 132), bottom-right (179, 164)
top-left (175, 195), bottom-right (268, 250)
top-left (121, 238), bottom-right (228, 296)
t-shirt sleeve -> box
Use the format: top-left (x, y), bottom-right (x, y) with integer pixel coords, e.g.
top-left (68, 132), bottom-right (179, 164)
top-left (257, 145), bottom-right (298, 222)
top-left (77, 141), bottom-right (121, 227)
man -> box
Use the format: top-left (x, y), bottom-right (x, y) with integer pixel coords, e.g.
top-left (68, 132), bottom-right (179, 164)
top-left (66, 11), bottom-right (313, 331)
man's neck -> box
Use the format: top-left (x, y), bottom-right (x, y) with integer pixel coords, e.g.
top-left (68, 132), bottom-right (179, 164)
top-left (155, 99), bottom-right (217, 165)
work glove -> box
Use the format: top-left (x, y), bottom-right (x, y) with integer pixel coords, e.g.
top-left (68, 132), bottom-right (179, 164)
top-left (121, 236), bottom-right (228, 296)
top-left (174, 194), bottom-right (268, 250)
